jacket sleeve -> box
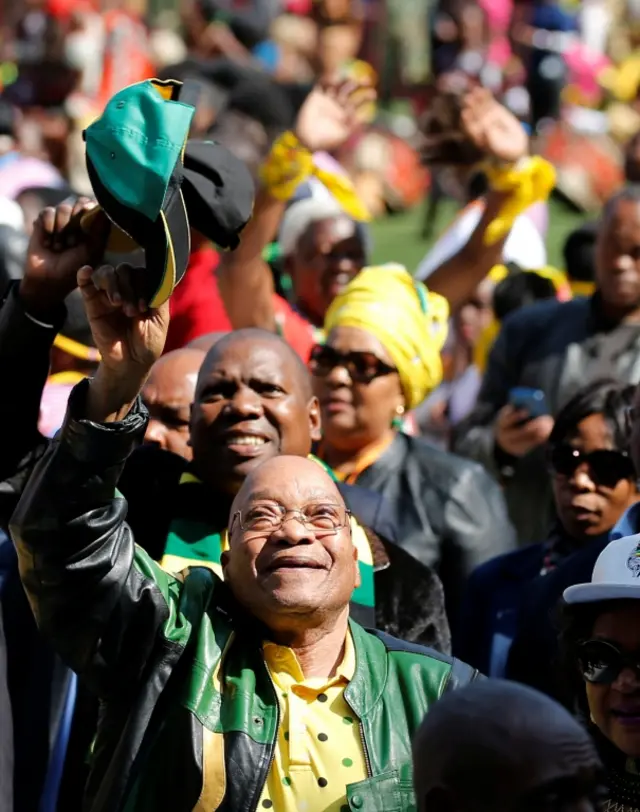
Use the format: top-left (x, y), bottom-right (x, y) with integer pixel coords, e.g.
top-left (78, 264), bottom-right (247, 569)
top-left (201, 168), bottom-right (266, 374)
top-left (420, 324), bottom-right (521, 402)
top-left (0, 283), bottom-right (61, 513)
top-left (451, 314), bottom-right (519, 478)
top-left (9, 381), bottom-right (196, 701)
top-left (440, 463), bottom-right (516, 614)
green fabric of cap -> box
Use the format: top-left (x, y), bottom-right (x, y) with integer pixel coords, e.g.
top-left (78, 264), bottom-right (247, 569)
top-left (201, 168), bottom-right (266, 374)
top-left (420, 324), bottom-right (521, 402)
top-left (83, 77), bottom-right (254, 309)
top-left (85, 80), bottom-right (195, 221)
top-left (83, 78), bottom-right (198, 308)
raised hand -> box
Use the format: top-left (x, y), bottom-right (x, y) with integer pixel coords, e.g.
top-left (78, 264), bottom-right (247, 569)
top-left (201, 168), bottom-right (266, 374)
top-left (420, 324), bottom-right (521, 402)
top-left (78, 264), bottom-right (169, 378)
top-left (294, 79), bottom-right (376, 154)
top-left (19, 199), bottom-right (109, 319)
top-left (460, 87), bottom-right (529, 166)
top-left (78, 264), bottom-right (170, 422)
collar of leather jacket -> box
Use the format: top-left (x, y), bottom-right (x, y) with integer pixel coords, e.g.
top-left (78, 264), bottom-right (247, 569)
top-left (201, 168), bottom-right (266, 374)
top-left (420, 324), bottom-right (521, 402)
top-left (209, 577), bottom-right (452, 719)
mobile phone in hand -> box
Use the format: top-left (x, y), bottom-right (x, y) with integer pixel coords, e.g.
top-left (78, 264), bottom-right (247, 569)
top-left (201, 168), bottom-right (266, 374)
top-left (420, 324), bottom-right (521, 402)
top-left (508, 387), bottom-right (548, 420)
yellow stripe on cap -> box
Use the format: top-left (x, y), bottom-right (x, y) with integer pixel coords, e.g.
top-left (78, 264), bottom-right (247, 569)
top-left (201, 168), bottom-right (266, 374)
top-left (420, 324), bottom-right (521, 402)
top-left (148, 208), bottom-right (178, 309)
top-left (149, 78), bottom-right (183, 101)
top-left (80, 207), bottom-right (139, 254)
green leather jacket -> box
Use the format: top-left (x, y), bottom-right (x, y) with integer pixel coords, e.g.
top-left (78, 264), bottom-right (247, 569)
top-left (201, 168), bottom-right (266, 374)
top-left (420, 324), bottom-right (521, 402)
top-left (10, 382), bottom-right (480, 812)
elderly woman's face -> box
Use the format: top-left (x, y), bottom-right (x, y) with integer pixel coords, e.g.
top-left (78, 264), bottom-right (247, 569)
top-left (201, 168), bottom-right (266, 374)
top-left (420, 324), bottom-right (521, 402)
top-left (584, 602), bottom-right (640, 757)
top-left (287, 217), bottom-right (366, 325)
top-left (552, 413), bottom-right (638, 541)
top-left (311, 326), bottom-right (405, 451)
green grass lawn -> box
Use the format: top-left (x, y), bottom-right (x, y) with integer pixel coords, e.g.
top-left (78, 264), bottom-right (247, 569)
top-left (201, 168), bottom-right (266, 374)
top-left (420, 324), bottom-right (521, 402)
top-left (369, 196), bottom-right (588, 273)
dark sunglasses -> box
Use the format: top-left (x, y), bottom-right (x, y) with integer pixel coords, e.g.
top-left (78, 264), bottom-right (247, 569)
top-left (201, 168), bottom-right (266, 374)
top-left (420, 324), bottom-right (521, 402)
top-left (577, 639), bottom-right (640, 685)
top-left (308, 344), bottom-right (397, 384)
top-left (549, 445), bottom-right (635, 489)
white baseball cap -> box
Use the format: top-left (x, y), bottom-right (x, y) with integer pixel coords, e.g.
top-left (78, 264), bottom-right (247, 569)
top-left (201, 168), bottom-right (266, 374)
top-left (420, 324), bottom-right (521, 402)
top-left (564, 535), bottom-right (640, 604)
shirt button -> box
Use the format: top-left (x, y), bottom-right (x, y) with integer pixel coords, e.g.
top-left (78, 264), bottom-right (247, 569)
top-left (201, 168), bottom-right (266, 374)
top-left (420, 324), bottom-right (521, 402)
top-left (351, 795), bottom-right (364, 809)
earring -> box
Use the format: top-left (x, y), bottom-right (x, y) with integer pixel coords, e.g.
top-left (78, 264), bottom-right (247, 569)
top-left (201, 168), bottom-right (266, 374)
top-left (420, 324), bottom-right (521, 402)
top-left (391, 405), bottom-right (405, 430)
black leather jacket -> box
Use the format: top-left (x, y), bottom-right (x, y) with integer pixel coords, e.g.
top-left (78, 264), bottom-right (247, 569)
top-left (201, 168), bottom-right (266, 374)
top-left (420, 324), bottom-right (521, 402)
top-left (353, 432), bottom-right (516, 617)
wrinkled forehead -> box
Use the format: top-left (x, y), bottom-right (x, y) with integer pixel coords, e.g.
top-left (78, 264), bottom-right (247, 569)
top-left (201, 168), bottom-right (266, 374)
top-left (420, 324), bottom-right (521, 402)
top-left (197, 338), bottom-right (296, 389)
top-left (242, 479), bottom-right (341, 508)
top-left (233, 460), bottom-right (344, 513)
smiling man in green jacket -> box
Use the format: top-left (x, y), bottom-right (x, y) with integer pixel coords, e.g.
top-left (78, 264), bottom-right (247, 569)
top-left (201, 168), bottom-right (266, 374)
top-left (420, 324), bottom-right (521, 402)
top-left (11, 263), bottom-right (479, 812)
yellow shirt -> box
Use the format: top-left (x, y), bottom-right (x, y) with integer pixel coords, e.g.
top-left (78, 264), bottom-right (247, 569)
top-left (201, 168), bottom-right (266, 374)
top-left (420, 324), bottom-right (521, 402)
top-left (257, 632), bottom-right (368, 811)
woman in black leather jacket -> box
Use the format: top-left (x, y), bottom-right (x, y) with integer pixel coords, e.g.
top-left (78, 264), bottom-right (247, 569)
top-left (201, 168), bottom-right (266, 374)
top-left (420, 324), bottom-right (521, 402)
top-left (312, 262), bottom-right (516, 617)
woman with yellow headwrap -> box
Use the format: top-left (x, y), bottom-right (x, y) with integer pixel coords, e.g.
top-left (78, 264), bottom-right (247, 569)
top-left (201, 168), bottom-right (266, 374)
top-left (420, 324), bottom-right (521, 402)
top-left (310, 263), bottom-right (516, 613)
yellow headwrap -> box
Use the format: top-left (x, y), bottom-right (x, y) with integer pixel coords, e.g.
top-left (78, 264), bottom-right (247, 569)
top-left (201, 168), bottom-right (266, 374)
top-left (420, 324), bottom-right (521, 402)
top-left (323, 263), bottom-right (449, 409)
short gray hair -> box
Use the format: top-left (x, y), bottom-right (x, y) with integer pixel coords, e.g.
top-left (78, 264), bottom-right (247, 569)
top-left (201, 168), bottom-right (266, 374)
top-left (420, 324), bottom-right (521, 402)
top-left (278, 197), bottom-right (346, 257)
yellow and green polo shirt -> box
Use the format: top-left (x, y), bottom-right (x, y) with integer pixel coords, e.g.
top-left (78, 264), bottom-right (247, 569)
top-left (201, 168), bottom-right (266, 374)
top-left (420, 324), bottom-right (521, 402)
top-left (257, 631), bottom-right (368, 811)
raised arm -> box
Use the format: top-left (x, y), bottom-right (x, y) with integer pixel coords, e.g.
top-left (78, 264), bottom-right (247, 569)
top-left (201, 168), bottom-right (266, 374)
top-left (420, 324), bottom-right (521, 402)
top-left (0, 200), bottom-right (106, 505)
top-left (9, 264), bottom-right (195, 700)
top-left (420, 89), bottom-right (553, 312)
top-left (217, 80), bottom-right (375, 331)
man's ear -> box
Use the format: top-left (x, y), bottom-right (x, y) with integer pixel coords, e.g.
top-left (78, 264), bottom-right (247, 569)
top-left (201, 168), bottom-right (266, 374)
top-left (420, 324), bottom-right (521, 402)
top-left (308, 396), bottom-right (322, 443)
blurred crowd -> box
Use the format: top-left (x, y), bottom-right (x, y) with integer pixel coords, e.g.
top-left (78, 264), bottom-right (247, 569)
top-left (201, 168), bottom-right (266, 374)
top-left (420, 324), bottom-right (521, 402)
top-left (7, 1), bottom-right (640, 812)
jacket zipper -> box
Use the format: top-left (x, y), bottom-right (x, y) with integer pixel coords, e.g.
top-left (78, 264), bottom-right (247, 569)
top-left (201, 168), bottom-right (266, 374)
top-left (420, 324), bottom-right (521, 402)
top-left (249, 659), bottom-right (281, 812)
top-left (346, 694), bottom-right (372, 778)
top-left (358, 721), bottom-right (373, 778)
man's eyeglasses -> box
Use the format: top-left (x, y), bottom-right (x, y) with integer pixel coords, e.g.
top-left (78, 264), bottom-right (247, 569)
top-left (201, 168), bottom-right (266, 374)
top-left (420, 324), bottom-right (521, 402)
top-left (309, 344), bottom-right (397, 385)
top-left (577, 639), bottom-right (640, 685)
top-left (549, 445), bottom-right (635, 489)
top-left (231, 503), bottom-right (351, 534)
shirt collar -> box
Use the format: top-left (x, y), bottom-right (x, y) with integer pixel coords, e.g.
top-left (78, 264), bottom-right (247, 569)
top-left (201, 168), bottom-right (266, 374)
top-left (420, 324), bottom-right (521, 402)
top-left (612, 502), bottom-right (640, 541)
top-left (263, 630), bottom-right (356, 687)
